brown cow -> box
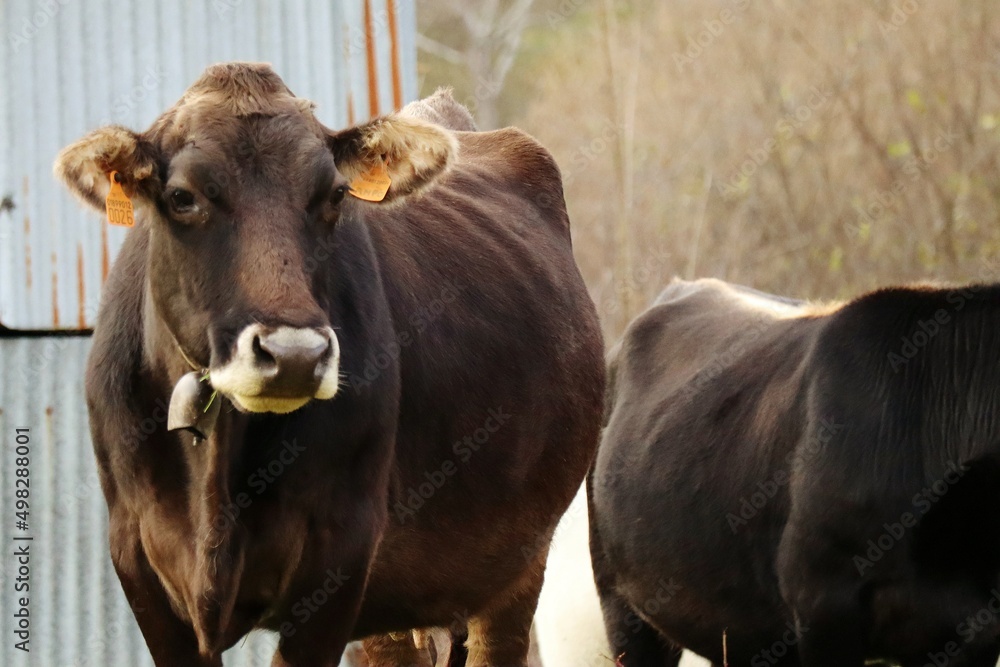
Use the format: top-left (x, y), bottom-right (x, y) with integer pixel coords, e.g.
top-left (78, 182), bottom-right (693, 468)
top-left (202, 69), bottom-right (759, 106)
top-left (55, 62), bottom-right (604, 667)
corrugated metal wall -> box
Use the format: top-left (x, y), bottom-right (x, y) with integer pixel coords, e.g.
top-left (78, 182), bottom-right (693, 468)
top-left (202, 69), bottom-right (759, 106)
top-left (0, 337), bottom-right (336, 666)
top-left (0, 0), bottom-right (417, 331)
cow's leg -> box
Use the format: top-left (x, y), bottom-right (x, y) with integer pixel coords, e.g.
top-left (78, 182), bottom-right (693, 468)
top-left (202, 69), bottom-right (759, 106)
top-left (464, 558), bottom-right (546, 667)
top-left (363, 632), bottom-right (434, 667)
top-left (109, 513), bottom-right (219, 667)
top-left (598, 585), bottom-right (681, 667)
top-left (446, 627), bottom-right (469, 667)
top-left (271, 509), bottom-right (382, 667)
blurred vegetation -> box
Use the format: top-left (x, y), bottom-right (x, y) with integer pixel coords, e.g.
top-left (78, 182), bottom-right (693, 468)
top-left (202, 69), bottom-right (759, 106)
top-left (418, 0), bottom-right (1000, 341)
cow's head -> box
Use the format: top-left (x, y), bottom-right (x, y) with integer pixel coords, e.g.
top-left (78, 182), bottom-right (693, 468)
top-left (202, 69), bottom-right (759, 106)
top-left (56, 62), bottom-right (456, 414)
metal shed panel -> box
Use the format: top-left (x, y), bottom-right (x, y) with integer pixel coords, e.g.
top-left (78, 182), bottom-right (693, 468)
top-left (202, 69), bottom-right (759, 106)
top-left (0, 337), bottom-right (356, 666)
top-left (0, 0), bottom-right (417, 331)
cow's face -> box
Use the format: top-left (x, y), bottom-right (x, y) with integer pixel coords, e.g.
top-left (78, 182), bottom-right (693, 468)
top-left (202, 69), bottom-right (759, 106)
top-left (55, 63), bottom-right (456, 414)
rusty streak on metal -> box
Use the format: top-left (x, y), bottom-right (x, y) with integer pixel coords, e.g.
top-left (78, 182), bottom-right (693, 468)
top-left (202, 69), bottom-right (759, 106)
top-left (364, 0), bottom-right (379, 118)
top-left (101, 221), bottom-right (109, 285)
top-left (387, 0), bottom-right (403, 110)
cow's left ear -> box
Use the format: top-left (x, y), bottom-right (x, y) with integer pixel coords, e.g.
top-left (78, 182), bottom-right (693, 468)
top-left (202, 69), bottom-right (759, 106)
top-left (54, 126), bottom-right (159, 212)
top-left (328, 115), bottom-right (457, 203)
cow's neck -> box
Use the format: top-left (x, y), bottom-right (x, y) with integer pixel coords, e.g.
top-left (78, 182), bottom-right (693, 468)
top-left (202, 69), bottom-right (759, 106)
top-left (141, 287), bottom-right (246, 655)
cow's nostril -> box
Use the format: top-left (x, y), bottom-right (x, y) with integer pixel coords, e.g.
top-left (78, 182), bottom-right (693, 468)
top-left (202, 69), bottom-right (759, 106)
top-left (254, 329), bottom-right (331, 382)
top-left (252, 334), bottom-right (277, 367)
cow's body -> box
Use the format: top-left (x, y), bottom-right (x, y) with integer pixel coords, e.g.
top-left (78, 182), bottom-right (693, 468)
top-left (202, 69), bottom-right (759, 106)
top-left (591, 278), bottom-right (1000, 666)
top-left (59, 64), bottom-right (603, 667)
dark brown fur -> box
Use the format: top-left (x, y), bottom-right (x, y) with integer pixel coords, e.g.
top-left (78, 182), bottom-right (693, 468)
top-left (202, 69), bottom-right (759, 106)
top-left (58, 64), bottom-right (604, 667)
top-left (592, 278), bottom-right (1000, 666)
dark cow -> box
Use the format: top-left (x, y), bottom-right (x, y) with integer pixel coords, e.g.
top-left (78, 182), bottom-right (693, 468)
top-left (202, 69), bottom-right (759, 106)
top-left (55, 62), bottom-right (604, 667)
top-left (591, 277), bottom-right (1000, 666)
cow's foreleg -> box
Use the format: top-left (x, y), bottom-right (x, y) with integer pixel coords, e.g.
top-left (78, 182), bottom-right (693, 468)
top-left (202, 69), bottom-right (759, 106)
top-left (463, 555), bottom-right (546, 667)
top-left (272, 512), bottom-right (382, 667)
top-left (597, 584), bottom-right (682, 667)
top-left (110, 512), bottom-right (220, 667)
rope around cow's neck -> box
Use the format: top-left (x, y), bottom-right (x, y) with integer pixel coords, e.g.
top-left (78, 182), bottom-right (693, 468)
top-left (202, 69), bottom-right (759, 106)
top-left (169, 328), bottom-right (207, 375)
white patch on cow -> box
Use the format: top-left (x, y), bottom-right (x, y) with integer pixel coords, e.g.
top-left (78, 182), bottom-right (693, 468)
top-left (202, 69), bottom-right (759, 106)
top-left (728, 288), bottom-right (804, 318)
top-left (723, 282), bottom-right (843, 320)
top-left (209, 325), bottom-right (340, 414)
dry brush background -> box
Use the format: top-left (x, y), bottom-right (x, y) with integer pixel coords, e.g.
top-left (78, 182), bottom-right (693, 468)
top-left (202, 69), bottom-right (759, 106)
top-left (418, 0), bottom-right (1000, 341)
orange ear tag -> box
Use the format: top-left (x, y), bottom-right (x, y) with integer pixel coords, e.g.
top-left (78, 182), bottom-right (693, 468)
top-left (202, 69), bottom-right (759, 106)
top-left (348, 159), bottom-right (392, 202)
top-left (105, 171), bottom-right (135, 227)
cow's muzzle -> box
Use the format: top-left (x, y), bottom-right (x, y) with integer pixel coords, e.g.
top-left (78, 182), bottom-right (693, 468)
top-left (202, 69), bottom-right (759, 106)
top-left (209, 325), bottom-right (340, 414)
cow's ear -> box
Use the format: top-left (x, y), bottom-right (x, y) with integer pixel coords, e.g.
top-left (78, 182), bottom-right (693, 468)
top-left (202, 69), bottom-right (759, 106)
top-left (54, 126), bottom-right (158, 212)
top-left (328, 115), bottom-right (457, 203)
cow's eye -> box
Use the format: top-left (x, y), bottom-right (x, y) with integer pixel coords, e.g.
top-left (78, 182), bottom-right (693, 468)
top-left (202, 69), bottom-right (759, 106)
top-left (169, 189), bottom-right (196, 213)
top-left (331, 184), bottom-right (349, 206)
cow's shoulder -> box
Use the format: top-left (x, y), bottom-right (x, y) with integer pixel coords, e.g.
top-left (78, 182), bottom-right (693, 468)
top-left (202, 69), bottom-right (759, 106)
top-left (616, 278), bottom-right (824, 368)
top-left (810, 282), bottom-right (991, 371)
top-left (454, 128), bottom-right (563, 200)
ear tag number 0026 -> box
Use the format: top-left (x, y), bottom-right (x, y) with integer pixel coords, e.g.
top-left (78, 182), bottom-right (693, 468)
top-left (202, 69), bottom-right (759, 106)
top-left (105, 171), bottom-right (135, 227)
top-left (349, 159), bottom-right (392, 202)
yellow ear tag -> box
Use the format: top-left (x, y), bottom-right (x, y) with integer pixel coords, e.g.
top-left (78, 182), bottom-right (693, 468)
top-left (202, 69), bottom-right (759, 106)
top-left (105, 171), bottom-right (135, 227)
top-left (348, 159), bottom-right (392, 202)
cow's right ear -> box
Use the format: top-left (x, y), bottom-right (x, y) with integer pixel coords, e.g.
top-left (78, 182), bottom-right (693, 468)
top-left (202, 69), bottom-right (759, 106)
top-left (54, 126), bottom-right (158, 212)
